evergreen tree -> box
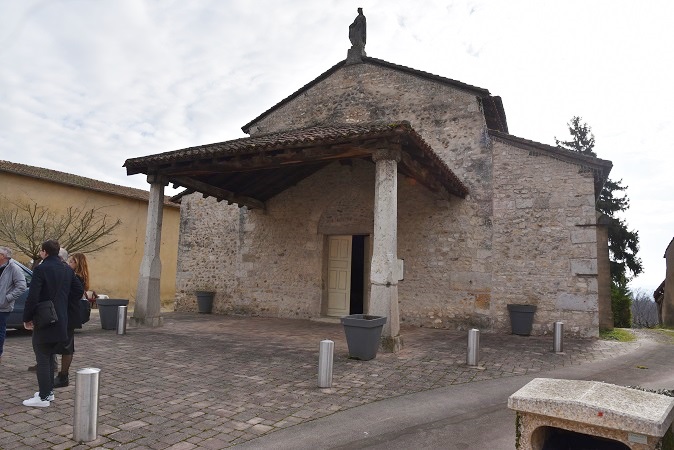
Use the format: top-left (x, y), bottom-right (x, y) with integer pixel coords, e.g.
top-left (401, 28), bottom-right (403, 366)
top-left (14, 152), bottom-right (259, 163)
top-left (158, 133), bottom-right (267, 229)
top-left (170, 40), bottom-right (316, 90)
top-left (555, 116), bottom-right (643, 283)
top-left (555, 116), bottom-right (597, 157)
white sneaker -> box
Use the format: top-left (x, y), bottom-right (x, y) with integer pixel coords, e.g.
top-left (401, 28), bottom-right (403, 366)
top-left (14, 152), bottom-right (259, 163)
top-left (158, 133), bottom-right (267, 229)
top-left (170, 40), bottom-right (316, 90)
top-left (23, 396), bottom-right (50, 407)
top-left (34, 391), bottom-right (55, 401)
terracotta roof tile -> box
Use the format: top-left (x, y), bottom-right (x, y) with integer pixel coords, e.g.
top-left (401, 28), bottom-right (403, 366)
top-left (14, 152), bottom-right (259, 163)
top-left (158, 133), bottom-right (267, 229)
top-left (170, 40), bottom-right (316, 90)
top-left (124, 121), bottom-right (469, 200)
top-left (126, 122), bottom-right (422, 167)
top-left (0, 160), bottom-right (178, 207)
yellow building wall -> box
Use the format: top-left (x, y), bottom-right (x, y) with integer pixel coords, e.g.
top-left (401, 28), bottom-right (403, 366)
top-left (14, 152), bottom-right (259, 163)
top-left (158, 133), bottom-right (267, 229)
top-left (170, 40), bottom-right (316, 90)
top-left (0, 172), bottom-right (180, 307)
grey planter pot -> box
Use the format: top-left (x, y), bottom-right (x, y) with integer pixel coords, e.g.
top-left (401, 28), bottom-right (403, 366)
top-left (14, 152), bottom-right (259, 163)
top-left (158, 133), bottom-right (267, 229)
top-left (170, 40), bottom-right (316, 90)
top-left (341, 314), bottom-right (387, 360)
top-left (196, 291), bottom-right (215, 314)
top-left (97, 298), bottom-right (129, 330)
top-left (507, 304), bottom-right (537, 336)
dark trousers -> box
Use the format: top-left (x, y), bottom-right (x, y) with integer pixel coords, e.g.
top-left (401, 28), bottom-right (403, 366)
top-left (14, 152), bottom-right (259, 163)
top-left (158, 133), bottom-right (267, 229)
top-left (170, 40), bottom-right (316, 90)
top-left (32, 336), bottom-right (56, 399)
top-left (0, 311), bottom-right (8, 357)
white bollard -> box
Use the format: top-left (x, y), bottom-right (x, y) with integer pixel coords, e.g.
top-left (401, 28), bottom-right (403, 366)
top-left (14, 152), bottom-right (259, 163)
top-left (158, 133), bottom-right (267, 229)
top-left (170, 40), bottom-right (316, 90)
top-left (553, 321), bottom-right (564, 353)
top-left (73, 367), bottom-right (101, 443)
top-left (318, 340), bottom-right (334, 388)
top-left (467, 328), bottom-right (480, 367)
top-left (116, 305), bottom-right (127, 335)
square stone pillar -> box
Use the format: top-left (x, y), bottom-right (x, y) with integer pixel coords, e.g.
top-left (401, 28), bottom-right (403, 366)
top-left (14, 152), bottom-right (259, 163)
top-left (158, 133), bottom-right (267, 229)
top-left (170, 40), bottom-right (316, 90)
top-left (131, 174), bottom-right (165, 327)
top-left (369, 149), bottom-right (402, 352)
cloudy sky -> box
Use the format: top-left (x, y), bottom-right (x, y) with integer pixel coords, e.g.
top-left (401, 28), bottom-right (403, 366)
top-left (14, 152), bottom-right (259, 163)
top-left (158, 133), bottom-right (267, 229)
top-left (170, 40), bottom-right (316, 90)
top-left (1, 0), bottom-right (672, 293)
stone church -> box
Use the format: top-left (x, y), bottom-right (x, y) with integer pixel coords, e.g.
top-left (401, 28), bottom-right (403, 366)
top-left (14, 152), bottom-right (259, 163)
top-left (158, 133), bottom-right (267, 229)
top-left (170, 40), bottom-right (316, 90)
top-left (124, 11), bottom-right (613, 344)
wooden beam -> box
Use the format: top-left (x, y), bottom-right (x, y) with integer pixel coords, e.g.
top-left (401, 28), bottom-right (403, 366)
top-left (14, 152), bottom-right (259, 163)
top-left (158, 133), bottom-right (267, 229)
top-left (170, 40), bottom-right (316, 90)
top-left (171, 176), bottom-right (266, 210)
top-left (157, 145), bottom-right (374, 177)
top-left (400, 152), bottom-right (445, 193)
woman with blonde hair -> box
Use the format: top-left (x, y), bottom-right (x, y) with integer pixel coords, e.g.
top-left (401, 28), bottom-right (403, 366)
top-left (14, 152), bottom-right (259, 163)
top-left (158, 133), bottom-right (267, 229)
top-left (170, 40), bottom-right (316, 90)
top-left (53, 252), bottom-right (90, 388)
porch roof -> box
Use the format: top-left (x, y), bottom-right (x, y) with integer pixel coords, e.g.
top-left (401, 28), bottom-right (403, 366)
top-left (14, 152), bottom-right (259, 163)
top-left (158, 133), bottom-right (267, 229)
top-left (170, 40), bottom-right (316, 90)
top-left (123, 122), bottom-right (469, 210)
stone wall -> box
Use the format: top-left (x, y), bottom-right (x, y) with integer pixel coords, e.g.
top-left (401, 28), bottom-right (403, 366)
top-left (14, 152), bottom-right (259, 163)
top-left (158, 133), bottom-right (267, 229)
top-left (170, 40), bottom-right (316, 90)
top-left (175, 195), bottom-right (241, 313)
top-left (663, 239), bottom-right (674, 327)
top-left (175, 60), bottom-right (602, 336)
top-left (491, 139), bottom-right (600, 336)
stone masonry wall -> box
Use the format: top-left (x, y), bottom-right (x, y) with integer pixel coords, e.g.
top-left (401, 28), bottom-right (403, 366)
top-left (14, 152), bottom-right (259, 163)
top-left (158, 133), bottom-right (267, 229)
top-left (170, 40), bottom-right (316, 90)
top-left (175, 195), bottom-right (241, 313)
top-left (248, 62), bottom-right (496, 327)
top-left (175, 61), bottom-right (601, 335)
top-left (491, 139), bottom-right (600, 337)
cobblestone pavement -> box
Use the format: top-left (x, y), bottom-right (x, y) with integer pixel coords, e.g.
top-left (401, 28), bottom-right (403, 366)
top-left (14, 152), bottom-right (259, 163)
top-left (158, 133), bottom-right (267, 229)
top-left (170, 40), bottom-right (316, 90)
top-left (0, 311), bottom-right (653, 449)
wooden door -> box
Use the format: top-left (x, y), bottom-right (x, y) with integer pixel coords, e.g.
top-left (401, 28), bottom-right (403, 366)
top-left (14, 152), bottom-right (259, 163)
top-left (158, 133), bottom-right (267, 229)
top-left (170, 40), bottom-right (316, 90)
top-left (327, 235), bottom-right (352, 317)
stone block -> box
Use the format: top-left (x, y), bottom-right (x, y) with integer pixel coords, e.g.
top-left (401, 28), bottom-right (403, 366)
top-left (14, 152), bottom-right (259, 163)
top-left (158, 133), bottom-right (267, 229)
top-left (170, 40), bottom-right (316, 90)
top-left (556, 293), bottom-right (597, 311)
top-left (571, 228), bottom-right (597, 244)
top-left (570, 259), bottom-right (598, 275)
top-left (509, 378), bottom-right (674, 449)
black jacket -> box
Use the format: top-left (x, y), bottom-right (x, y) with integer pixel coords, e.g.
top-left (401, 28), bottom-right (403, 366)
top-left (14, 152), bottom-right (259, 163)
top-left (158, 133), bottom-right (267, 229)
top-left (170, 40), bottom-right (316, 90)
top-left (23, 256), bottom-right (84, 343)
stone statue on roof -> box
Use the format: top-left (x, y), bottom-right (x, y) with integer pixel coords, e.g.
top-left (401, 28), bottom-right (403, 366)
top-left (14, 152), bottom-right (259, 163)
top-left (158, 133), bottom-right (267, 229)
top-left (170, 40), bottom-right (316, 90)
top-left (349, 8), bottom-right (366, 49)
top-left (346, 7), bottom-right (366, 64)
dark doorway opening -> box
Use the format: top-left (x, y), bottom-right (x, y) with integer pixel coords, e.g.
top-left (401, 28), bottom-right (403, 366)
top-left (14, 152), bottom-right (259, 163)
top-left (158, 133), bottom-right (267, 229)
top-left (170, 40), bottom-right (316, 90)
top-left (538, 427), bottom-right (630, 450)
top-left (350, 235), bottom-right (365, 314)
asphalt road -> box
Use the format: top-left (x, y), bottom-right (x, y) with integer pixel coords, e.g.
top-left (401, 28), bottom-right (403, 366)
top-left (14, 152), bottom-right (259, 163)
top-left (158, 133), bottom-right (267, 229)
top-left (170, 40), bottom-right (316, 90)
top-left (236, 334), bottom-right (674, 449)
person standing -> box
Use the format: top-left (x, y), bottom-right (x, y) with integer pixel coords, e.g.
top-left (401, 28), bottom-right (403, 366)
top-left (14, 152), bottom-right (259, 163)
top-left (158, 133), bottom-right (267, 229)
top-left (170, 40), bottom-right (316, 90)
top-left (53, 252), bottom-right (90, 387)
top-left (22, 240), bottom-right (83, 407)
top-left (0, 246), bottom-right (27, 364)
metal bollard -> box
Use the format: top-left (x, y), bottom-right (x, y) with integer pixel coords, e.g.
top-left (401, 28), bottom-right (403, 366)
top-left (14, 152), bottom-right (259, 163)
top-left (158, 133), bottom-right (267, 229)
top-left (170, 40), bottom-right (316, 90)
top-left (116, 305), bottom-right (127, 335)
top-left (73, 367), bottom-right (101, 443)
top-left (467, 328), bottom-right (480, 367)
top-left (318, 340), bottom-right (334, 388)
top-left (553, 321), bottom-right (564, 353)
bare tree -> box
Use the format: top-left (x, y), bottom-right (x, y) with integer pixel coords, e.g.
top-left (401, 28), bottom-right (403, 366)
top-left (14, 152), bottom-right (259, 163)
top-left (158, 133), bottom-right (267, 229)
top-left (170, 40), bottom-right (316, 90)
top-left (0, 197), bottom-right (122, 268)
top-left (631, 289), bottom-right (659, 328)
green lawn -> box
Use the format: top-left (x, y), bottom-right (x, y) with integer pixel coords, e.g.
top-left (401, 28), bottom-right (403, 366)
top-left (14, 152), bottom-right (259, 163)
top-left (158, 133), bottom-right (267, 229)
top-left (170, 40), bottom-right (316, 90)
top-left (599, 328), bottom-right (636, 342)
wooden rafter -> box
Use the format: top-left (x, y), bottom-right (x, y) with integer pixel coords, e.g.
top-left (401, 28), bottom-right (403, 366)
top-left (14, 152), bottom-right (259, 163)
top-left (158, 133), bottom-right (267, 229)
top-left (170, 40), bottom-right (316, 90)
top-left (171, 176), bottom-right (266, 210)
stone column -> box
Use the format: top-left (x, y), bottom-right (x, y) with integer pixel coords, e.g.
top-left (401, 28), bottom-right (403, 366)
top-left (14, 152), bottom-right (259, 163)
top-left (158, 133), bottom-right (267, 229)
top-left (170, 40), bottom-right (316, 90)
top-left (131, 174), bottom-right (165, 327)
top-left (369, 149), bottom-right (403, 352)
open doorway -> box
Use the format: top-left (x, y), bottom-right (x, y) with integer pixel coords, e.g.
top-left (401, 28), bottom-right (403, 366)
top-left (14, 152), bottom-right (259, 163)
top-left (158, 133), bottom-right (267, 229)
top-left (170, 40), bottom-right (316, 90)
top-left (326, 235), bottom-right (369, 317)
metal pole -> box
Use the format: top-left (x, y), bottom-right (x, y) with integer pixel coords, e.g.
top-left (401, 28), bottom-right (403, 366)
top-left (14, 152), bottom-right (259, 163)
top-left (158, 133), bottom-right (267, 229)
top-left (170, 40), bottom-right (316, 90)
top-left (73, 367), bottom-right (101, 443)
top-left (318, 339), bottom-right (334, 388)
top-left (467, 328), bottom-right (480, 367)
top-left (553, 321), bottom-right (564, 353)
top-left (117, 305), bottom-right (127, 335)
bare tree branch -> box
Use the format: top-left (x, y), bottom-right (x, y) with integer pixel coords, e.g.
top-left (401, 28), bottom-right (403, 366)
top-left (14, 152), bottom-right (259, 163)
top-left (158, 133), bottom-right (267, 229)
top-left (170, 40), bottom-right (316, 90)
top-left (0, 197), bottom-right (122, 267)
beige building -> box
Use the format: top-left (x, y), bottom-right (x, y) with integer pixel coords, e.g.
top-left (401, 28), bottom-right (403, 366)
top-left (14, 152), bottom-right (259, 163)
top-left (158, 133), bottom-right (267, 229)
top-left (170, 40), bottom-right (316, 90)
top-left (125, 22), bottom-right (613, 340)
top-left (0, 160), bottom-right (179, 306)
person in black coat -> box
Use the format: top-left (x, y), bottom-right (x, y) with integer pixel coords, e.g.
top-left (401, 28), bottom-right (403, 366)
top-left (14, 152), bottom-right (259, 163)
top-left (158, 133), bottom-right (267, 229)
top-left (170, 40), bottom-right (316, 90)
top-left (22, 240), bottom-right (83, 407)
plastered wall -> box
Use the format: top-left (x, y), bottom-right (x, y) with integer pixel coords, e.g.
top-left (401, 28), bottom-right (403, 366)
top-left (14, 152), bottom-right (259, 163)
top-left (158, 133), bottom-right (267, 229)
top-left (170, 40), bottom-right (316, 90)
top-left (1, 172), bottom-right (179, 305)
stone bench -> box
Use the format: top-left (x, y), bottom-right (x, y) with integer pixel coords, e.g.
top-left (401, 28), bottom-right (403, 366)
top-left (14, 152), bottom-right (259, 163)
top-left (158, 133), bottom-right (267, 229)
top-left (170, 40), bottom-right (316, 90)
top-left (508, 378), bottom-right (674, 449)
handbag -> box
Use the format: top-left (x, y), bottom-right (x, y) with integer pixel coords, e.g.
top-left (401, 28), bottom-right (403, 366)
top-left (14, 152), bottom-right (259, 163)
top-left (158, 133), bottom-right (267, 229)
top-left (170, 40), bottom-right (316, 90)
top-left (80, 298), bottom-right (91, 324)
top-left (32, 264), bottom-right (65, 330)
top-left (33, 301), bottom-right (58, 329)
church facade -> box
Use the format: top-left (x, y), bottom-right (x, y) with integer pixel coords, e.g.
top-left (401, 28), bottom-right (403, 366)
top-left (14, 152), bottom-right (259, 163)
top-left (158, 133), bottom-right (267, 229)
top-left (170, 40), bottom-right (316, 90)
top-left (125, 17), bottom-right (612, 339)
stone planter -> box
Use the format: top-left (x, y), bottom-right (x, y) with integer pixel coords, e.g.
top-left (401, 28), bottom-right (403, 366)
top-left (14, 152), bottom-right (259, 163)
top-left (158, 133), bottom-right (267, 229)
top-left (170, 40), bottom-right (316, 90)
top-left (97, 298), bottom-right (129, 330)
top-left (341, 314), bottom-right (387, 360)
top-left (507, 304), bottom-right (537, 336)
top-left (196, 291), bottom-right (215, 314)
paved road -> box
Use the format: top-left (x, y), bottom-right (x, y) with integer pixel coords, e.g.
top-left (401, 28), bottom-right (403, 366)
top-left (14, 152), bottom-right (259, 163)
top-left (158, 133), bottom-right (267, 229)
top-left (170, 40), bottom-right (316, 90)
top-left (237, 331), bottom-right (674, 449)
